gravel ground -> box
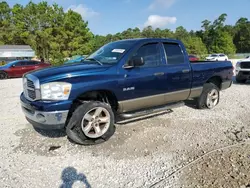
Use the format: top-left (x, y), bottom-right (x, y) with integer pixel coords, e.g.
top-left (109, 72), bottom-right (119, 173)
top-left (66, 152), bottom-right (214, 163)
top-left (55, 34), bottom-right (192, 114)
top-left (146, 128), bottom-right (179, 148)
top-left (0, 78), bottom-right (249, 188)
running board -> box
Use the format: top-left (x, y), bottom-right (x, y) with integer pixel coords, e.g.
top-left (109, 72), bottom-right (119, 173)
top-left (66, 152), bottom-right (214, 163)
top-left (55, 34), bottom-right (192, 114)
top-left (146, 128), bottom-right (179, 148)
top-left (118, 101), bottom-right (184, 119)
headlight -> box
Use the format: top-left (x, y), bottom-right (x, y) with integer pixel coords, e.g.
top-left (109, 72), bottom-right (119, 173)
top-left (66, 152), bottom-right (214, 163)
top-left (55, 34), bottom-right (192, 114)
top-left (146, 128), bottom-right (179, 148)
top-left (41, 82), bottom-right (72, 100)
top-left (236, 62), bottom-right (240, 68)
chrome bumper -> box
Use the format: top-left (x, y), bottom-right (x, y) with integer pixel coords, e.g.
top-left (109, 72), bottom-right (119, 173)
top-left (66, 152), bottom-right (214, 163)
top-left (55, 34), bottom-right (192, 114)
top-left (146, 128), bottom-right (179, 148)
top-left (21, 101), bottom-right (68, 129)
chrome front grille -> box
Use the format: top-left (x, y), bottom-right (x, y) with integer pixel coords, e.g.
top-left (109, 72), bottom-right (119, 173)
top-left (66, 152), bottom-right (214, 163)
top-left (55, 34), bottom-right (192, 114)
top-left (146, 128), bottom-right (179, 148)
top-left (27, 87), bottom-right (36, 100)
top-left (23, 75), bottom-right (40, 101)
top-left (26, 79), bottom-right (36, 100)
top-left (27, 79), bottom-right (35, 88)
top-left (241, 61), bottom-right (250, 69)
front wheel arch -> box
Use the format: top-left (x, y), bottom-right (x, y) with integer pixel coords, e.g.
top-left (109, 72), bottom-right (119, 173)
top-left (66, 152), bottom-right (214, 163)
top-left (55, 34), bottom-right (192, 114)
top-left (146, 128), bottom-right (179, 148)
top-left (65, 90), bottom-right (119, 128)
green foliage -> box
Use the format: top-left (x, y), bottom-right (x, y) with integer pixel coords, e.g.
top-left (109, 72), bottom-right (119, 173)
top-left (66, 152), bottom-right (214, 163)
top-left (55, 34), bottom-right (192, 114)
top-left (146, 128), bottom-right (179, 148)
top-left (210, 31), bottom-right (236, 55)
top-left (233, 18), bottom-right (250, 53)
top-left (0, 1), bottom-right (93, 65)
top-left (198, 14), bottom-right (236, 55)
top-left (183, 36), bottom-right (208, 56)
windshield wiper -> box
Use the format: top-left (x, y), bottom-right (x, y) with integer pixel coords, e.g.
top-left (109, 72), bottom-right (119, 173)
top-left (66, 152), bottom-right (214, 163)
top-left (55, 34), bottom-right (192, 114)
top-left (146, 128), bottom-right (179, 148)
top-left (85, 58), bottom-right (103, 65)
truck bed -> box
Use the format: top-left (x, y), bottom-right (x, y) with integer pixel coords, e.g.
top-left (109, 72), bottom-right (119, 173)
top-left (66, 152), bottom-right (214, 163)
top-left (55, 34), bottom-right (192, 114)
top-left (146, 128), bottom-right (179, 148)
top-left (190, 60), bottom-right (233, 88)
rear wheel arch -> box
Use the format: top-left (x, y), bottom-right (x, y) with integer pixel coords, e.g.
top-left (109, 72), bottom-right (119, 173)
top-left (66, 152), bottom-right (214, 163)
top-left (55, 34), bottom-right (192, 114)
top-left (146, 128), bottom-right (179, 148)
top-left (206, 76), bottom-right (222, 90)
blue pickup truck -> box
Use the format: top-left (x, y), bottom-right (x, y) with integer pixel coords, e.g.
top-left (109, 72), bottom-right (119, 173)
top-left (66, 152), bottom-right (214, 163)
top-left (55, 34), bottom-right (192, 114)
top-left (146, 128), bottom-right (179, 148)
top-left (20, 38), bottom-right (233, 145)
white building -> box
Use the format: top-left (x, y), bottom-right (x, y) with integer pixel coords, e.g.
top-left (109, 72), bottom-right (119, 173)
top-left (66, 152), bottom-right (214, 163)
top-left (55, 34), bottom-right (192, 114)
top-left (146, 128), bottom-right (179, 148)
top-left (0, 45), bottom-right (35, 64)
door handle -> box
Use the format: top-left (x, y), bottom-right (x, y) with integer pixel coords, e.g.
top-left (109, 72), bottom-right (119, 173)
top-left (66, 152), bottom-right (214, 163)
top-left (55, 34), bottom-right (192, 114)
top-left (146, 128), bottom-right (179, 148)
top-left (182, 69), bottom-right (190, 73)
top-left (154, 72), bottom-right (164, 76)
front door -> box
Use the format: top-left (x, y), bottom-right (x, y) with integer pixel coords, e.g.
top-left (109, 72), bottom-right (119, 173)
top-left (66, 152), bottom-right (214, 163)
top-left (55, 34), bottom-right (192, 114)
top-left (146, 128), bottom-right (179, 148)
top-left (118, 42), bottom-right (168, 113)
top-left (9, 61), bottom-right (24, 77)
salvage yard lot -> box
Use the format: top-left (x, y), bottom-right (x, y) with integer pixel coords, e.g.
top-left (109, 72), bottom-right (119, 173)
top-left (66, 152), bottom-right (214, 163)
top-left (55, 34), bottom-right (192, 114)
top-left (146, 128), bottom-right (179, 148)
top-left (0, 78), bottom-right (250, 188)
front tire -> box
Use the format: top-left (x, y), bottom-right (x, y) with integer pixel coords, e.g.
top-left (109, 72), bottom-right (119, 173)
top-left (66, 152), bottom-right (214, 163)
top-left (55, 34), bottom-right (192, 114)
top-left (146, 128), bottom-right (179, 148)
top-left (0, 71), bottom-right (8, 79)
top-left (197, 83), bottom-right (220, 109)
top-left (66, 101), bottom-right (115, 145)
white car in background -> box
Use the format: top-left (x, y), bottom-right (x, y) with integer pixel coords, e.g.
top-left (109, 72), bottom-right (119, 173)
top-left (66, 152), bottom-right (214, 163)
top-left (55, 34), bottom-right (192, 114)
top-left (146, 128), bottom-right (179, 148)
top-left (206, 54), bottom-right (228, 61)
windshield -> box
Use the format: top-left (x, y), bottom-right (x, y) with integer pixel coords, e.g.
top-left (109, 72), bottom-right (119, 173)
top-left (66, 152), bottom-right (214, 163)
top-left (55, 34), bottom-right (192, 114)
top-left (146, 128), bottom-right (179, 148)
top-left (210, 54), bottom-right (218, 57)
top-left (85, 40), bottom-right (136, 64)
top-left (4, 60), bottom-right (18, 66)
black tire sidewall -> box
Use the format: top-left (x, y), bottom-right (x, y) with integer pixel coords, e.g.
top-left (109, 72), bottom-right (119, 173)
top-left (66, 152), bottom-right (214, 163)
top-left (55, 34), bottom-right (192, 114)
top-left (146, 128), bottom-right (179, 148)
top-left (66, 101), bottom-right (115, 145)
top-left (0, 71), bottom-right (7, 79)
top-left (197, 83), bottom-right (220, 109)
top-left (235, 76), bottom-right (247, 83)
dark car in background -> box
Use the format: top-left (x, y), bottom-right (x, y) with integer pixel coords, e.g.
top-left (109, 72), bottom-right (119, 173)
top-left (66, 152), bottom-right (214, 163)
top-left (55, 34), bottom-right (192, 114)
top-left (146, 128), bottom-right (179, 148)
top-left (0, 60), bottom-right (51, 79)
top-left (188, 55), bottom-right (199, 61)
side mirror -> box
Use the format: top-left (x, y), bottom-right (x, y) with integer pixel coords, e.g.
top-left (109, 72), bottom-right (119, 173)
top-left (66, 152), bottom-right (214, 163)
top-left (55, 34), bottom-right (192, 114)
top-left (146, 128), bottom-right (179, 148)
top-left (125, 56), bottom-right (144, 68)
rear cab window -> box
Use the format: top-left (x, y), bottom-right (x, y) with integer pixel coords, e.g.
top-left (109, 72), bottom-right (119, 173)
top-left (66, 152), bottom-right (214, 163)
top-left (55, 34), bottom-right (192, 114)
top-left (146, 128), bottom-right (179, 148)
top-left (163, 43), bottom-right (185, 65)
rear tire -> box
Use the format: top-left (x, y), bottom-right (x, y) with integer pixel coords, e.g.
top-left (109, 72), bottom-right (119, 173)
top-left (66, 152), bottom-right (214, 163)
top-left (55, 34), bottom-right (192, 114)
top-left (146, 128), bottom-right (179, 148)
top-left (0, 71), bottom-right (8, 79)
top-left (197, 83), bottom-right (220, 109)
top-left (66, 101), bottom-right (115, 145)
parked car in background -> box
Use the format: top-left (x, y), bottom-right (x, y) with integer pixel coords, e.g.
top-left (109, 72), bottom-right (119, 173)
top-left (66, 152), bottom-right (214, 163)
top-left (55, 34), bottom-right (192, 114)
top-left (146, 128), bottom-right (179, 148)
top-left (20, 38), bottom-right (233, 145)
top-left (188, 55), bottom-right (199, 61)
top-left (64, 55), bottom-right (88, 64)
top-left (206, 54), bottom-right (228, 61)
top-left (235, 58), bottom-right (250, 83)
top-left (0, 60), bottom-right (50, 79)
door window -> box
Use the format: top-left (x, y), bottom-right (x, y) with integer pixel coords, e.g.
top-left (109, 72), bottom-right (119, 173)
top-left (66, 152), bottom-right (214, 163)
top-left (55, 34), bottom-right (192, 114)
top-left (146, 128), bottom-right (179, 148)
top-left (14, 61), bottom-right (26, 66)
top-left (163, 43), bottom-right (185, 65)
top-left (26, 61), bottom-right (39, 66)
top-left (132, 43), bottom-right (161, 67)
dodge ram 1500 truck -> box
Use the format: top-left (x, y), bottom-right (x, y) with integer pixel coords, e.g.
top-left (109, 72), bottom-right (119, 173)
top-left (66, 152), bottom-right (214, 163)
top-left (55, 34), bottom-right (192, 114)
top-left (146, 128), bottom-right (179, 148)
top-left (20, 38), bottom-right (233, 145)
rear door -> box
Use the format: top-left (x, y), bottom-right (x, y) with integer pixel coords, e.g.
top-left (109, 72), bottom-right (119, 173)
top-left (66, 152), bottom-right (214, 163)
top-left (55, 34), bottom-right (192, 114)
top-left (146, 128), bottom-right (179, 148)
top-left (22, 61), bottom-right (36, 73)
top-left (118, 42), bottom-right (167, 112)
top-left (161, 42), bottom-right (192, 103)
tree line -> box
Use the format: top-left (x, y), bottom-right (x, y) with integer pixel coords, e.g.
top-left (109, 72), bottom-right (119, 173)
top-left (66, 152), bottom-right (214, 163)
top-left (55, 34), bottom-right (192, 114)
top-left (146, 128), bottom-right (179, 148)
top-left (1, 1), bottom-right (250, 65)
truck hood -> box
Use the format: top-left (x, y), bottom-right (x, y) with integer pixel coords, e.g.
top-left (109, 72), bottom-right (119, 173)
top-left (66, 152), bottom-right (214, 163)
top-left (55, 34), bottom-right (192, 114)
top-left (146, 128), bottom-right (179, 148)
top-left (27, 62), bottom-right (112, 83)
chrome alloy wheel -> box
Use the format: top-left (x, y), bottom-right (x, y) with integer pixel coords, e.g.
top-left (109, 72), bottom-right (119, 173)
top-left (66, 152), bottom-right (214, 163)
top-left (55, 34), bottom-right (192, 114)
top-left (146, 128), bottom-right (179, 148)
top-left (206, 89), bottom-right (219, 109)
top-left (81, 107), bottom-right (111, 138)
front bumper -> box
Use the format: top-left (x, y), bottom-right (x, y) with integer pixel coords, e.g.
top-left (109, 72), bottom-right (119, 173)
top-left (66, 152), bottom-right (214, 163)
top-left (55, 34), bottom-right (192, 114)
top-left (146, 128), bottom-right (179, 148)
top-left (235, 68), bottom-right (250, 79)
top-left (20, 93), bottom-right (70, 130)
